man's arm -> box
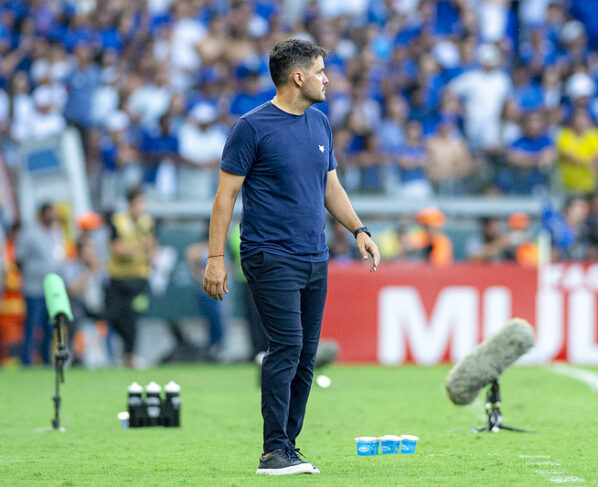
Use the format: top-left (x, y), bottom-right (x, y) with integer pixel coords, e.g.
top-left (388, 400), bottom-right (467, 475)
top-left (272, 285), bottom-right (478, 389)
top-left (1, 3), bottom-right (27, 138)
top-left (507, 148), bottom-right (537, 168)
top-left (203, 169), bottom-right (245, 300)
top-left (324, 169), bottom-right (380, 272)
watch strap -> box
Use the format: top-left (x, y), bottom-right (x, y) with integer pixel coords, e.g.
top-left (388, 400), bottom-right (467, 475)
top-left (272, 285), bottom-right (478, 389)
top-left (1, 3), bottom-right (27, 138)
top-left (353, 226), bottom-right (371, 238)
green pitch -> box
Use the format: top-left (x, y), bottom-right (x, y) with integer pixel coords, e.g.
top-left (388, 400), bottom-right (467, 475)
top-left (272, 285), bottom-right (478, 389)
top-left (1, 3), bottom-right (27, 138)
top-left (1, 364), bottom-right (597, 486)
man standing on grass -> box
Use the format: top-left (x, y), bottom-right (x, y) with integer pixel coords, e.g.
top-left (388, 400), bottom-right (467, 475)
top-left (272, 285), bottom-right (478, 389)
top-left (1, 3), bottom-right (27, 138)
top-left (204, 39), bottom-right (380, 476)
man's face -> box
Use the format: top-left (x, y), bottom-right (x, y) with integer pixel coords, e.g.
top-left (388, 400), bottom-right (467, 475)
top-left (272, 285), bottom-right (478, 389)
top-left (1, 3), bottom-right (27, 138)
top-left (524, 113), bottom-right (543, 138)
top-left (40, 206), bottom-right (56, 226)
top-left (129, 195), bottom-right (146, 220)
top-left (300, 56), bottom-right (328, 103)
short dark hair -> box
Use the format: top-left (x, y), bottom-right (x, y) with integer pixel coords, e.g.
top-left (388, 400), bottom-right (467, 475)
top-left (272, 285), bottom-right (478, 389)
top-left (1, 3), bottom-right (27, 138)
top-left (38, 201), bottom-right (53, 216)
top-left (126, 186), bottom-right (144, 203)
top-left (269, 39), bottom-right (328, 88)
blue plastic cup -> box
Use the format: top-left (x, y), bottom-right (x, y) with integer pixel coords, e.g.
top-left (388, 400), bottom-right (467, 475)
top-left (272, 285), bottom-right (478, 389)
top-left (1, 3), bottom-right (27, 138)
top-left (355, 437), bottom-right (379, 456)
top-left (379, 435), bottom-right (401, 454)
top-left (400, 435), bottom-right (419, 454)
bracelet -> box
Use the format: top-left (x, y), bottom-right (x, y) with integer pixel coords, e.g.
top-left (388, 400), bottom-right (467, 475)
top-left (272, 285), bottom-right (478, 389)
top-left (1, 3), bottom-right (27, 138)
top-left (207, 254), bottom-right (224, 259)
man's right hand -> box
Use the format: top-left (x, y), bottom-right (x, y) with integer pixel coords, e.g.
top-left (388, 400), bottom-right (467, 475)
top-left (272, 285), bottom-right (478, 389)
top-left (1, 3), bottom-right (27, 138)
top-left (203, 257), bottom-right (228, 301)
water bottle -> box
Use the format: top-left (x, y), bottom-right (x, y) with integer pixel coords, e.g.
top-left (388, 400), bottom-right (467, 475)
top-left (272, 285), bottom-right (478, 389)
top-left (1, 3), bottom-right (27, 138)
top-left (162, 381), bottom-right (181, 427)
top-left (127, 382), bottom-right (144, 428)
top-left (145, 381), bottom-right (162, 426)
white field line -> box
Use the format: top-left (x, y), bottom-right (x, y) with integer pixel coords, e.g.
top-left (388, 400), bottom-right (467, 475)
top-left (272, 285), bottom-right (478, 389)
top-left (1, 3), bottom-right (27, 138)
top-left (547, 477), bottom-right (585, 484)
top-left (519, 454), bottom-right (585, 485)
top-left (546, 364), bottom-right (598, 391)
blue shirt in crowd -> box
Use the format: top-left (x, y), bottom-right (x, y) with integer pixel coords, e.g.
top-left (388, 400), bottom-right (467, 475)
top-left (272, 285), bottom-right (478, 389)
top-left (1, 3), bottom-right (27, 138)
top-left (397, 144), bottom-right (427, 183)
top-left (220, 102), bottom-right (338, 262)
top-left (498, 134), bottom-right (553, 194)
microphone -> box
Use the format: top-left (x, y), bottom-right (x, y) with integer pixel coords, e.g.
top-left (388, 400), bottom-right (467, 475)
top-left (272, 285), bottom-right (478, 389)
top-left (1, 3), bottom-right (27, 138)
top-left (44, 273), bottom-right (73, 323)
top-left (445, 318), bottom-right (534, 406)
top-left (43, 273), bottom-right (73, 431)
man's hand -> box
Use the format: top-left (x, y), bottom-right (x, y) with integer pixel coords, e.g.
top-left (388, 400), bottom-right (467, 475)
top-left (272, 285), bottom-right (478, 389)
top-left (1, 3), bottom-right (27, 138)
top-left (203, 257), bottom-right (229, 300)
top-left (356, 233), bottom-right (380, 272)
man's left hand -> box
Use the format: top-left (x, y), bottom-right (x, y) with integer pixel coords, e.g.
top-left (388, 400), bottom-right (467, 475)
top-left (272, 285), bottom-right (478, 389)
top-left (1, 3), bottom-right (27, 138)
top-left (356, 233), bottom-right (380, 272)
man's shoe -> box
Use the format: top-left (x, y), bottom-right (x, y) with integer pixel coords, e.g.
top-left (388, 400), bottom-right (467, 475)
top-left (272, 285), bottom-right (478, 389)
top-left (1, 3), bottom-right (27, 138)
top-left (289, 447), bottom-right (320, 474)
top-left (256, 448), bottom-right (316, 475)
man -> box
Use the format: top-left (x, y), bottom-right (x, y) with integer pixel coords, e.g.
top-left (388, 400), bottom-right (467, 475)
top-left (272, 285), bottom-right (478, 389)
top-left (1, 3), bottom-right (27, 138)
top-left (203, 39), bottom-right (380, 476)
top-left (408, 207), bottom-right (453, 267)
top-left (426, 115), bottom-right (474, 195)
top-left (106, 187), bottom-right (156, 368)
top-left (501, 110), bottom-right (555, 195)
top-left (17, 203), bottom-right (65, 365)
top-left (449, 43), bottom-right (511, 153)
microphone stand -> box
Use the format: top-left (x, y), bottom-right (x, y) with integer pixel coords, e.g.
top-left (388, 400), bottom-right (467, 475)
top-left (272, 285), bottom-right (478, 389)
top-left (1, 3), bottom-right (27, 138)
top-left (51, 314), bottom-right (69, 431)
top-left (473, 380), bottom-right (534, 433)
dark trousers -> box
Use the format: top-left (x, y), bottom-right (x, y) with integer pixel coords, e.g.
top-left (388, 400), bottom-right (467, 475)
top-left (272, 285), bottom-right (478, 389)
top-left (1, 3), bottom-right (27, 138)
top-left (21, 295), bottom-right (52, 365)
top-left (241, 280), bottom-right (268, 356)
top-left (242, 252), bottom-right (328, 453)
top-left (105, 278), bottom-right (147, 355)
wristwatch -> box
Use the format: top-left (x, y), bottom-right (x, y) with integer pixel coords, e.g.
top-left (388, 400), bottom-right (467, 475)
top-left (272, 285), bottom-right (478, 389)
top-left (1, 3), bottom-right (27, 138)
top-left (353, 226), bottom-right (371, 238)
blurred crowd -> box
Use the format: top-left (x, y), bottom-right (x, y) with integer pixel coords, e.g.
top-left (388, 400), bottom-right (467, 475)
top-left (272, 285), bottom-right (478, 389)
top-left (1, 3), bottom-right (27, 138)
top-left (4, 0), bottom-right (598, 366)
top-left (1, 0), bottom-right (598, 204)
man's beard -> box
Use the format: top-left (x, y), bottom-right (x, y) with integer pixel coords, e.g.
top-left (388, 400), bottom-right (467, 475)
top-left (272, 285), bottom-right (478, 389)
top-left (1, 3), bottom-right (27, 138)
top-left (302, 89), bottom-right (326, 104)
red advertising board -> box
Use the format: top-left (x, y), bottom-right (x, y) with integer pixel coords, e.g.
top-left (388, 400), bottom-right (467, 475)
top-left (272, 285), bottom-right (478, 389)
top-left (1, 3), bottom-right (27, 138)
top-left (321, 261), bottom-right (598, 364)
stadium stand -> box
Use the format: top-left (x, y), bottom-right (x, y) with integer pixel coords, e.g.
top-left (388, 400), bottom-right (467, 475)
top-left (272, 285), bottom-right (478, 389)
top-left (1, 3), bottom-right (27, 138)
top-left (2, 0), bottom-right (598, 365)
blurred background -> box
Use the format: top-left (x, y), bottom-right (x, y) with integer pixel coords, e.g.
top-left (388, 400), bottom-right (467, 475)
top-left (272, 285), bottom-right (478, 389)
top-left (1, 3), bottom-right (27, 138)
top-left (0, 0), bottom-right (597, 369)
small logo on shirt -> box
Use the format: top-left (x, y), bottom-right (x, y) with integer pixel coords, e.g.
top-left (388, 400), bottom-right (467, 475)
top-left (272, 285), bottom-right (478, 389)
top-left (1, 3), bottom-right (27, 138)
top-left (319, 145), bottom-right (325, 153)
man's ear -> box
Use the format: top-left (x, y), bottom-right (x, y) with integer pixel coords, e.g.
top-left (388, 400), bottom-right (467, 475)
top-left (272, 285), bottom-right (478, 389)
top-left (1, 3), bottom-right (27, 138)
top-left (292, 70), bottom-right (304, 87)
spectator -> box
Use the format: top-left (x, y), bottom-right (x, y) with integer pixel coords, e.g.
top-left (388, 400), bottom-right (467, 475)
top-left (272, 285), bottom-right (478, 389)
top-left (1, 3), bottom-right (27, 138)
top-left (126, 64), bottom-right (173, 130)
top-left (556, 108), bottom-right (598, 196)
top-left (178, 102), bottom-right (227, 200)
top-left (378, 94), bottom-right (407, 156)
top-left (558, 197), bottom-right (590, 260)
top-left (467, 213), bottom-right (535, 264)
top-left (230, 70), bottom-right (274, 117)
top-left (8, 71), bottom-right (35, 144)
top-left (396, 120), bottom-right (433, 198)
top-left (105, 187), bottom-right (156, 368)
top-left (378, 221), bottom-right (410, 260)
top-left (17, 203), bottom-right (65, 365)
top-left (499, 98), bottom-right (523, 147)
top-left (99, 111), bottom-right (142, 209)
top-left (28, 86), bottom-right (67, 140)
top-left (467, 216), bottom-right (509, 262)
top-left (582, 193), bottom-right (598, 260)
top-left (0, 221), bottom-right (24, 365)
top-left (63, 42), bottom-right (101, 137)
top-left (63, 235), bottom-right (106, 365)
top-left (499, 110), bottom-right (556, 194)
top-left (426, 115), bottom-right (475, 195)
top-left (358, 132), bottom-right (386, 193)
top-left (449, 43), bottom-right (512, 153)
top-left (406, 207), bottom-right (453, 267)
top-left (185, 235), bottom-right (225, 360)
top-left (169, 0), bottom-right (207, 91)
top-left (565, 72), bottom-right (596, 115)
top-left (90, 65), bottom-right (120, 128)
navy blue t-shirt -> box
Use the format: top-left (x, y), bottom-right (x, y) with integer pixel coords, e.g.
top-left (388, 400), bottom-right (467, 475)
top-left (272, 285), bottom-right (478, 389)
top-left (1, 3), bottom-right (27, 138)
top-left (220, 102), bottom-right (338, 262)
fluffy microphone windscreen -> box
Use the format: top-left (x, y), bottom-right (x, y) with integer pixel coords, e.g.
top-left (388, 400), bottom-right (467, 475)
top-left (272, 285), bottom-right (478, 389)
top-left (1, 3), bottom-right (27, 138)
top-left (445, 318), bottom-right (534, 405)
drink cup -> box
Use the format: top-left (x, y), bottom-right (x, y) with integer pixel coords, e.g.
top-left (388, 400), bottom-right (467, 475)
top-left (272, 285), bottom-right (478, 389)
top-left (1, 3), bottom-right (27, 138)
top-left (379, 435), bottom-right (401, 454)
top-left (117, 411), bottom-right (130, 429)
top-left (355, 437), bottom-right (379, 456)
top-left (400, 435), bottom-right (419, 454)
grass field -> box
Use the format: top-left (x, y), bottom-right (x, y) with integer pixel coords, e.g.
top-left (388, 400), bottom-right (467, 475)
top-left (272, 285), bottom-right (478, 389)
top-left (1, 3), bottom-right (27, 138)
top-left (1, 364), bottom-right (597, 486)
